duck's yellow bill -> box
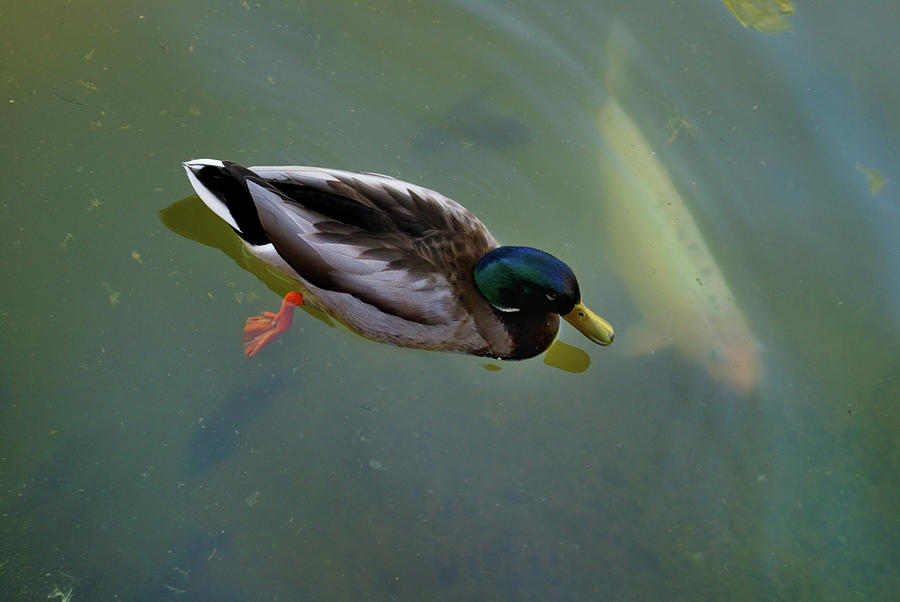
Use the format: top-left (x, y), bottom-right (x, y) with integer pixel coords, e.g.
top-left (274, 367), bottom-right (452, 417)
top-left (563, 302), bottom-right (614, 346)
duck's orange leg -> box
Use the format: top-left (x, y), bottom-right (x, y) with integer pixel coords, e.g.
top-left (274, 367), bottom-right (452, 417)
top-left (242, 292), bottom-right (304, 358)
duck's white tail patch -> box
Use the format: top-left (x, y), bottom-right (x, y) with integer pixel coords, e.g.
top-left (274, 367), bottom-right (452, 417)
top-left (182, 159), bottom-right (242, 233)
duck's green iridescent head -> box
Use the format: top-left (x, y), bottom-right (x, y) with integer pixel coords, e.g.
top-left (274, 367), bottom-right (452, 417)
top-left (473, 246), bottom-right (614, 346)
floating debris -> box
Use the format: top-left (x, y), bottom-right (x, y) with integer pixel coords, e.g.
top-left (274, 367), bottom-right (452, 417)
top-left (131, 250), bottom-right (143, 264)
top-left (101, 282), bottom-right (120, 305)
top-left (245, 490), bottom-right (262, 506)
top-left (855, 163), bottom-right (887, 196)
top-left (233, 290), bottom-right (260, 304)
top-left (721, 0), bottom-right (795, 34)
top-left (173, 566), bottom-right (191, 583)
top-left (46, 586), bottom-right (74, 601)
top-left (369, 459), bottom-right (386, 471)
top-left (666, 111), bottom-right (699, 146)
top-left (52, 92), bottom-right (83, 106)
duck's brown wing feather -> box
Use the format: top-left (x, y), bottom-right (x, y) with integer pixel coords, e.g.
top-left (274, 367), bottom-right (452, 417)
top-left (242, 169), bottom-right (497, 327)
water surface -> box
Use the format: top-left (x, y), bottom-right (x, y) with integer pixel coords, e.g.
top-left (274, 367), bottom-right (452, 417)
top-left (1, 1), bottom-right (897, 599)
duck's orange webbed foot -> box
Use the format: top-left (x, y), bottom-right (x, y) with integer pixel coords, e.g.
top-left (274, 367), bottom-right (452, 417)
top-left (242, 292), bottom-right (304, 358)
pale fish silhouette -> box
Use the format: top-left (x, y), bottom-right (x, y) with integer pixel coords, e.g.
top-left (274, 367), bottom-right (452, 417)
top-left (597, 41), bottom-right (762, 394)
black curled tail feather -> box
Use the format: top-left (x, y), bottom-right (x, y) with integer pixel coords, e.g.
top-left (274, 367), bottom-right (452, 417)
top-left (192, 161), bottom-right (271, 245)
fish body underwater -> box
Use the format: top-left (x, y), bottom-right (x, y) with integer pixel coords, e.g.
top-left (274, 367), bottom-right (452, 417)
top-left (412, 94), bottom-right (533, 152)
top-left (185, 382), bottom-right (277, 477)
top-left (596, 94), bottom-right (761, 395)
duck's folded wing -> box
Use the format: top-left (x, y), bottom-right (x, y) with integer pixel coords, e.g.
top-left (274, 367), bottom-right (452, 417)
top-left (247, 181), bottom-right (460, 326)
top-left (249, 165), bottom-right (492, 240)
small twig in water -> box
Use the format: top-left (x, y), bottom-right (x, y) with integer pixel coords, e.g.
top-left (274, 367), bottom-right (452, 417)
top-left (52, 92), bottom-right (84, 106)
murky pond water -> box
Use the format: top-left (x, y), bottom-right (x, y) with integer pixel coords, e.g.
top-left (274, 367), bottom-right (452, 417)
top-left (2, 1), bottom-right (897, 599)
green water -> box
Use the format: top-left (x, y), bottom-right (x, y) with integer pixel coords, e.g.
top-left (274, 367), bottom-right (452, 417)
top-left (2, 1), bottom-right (897, 599)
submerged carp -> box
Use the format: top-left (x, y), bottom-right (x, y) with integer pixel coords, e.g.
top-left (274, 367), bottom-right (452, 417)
top-left (596, 96), bottom-right (762, 395)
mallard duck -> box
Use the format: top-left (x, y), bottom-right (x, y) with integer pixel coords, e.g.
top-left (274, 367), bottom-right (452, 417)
top-left (183, 159), bottom-right (614, 359)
